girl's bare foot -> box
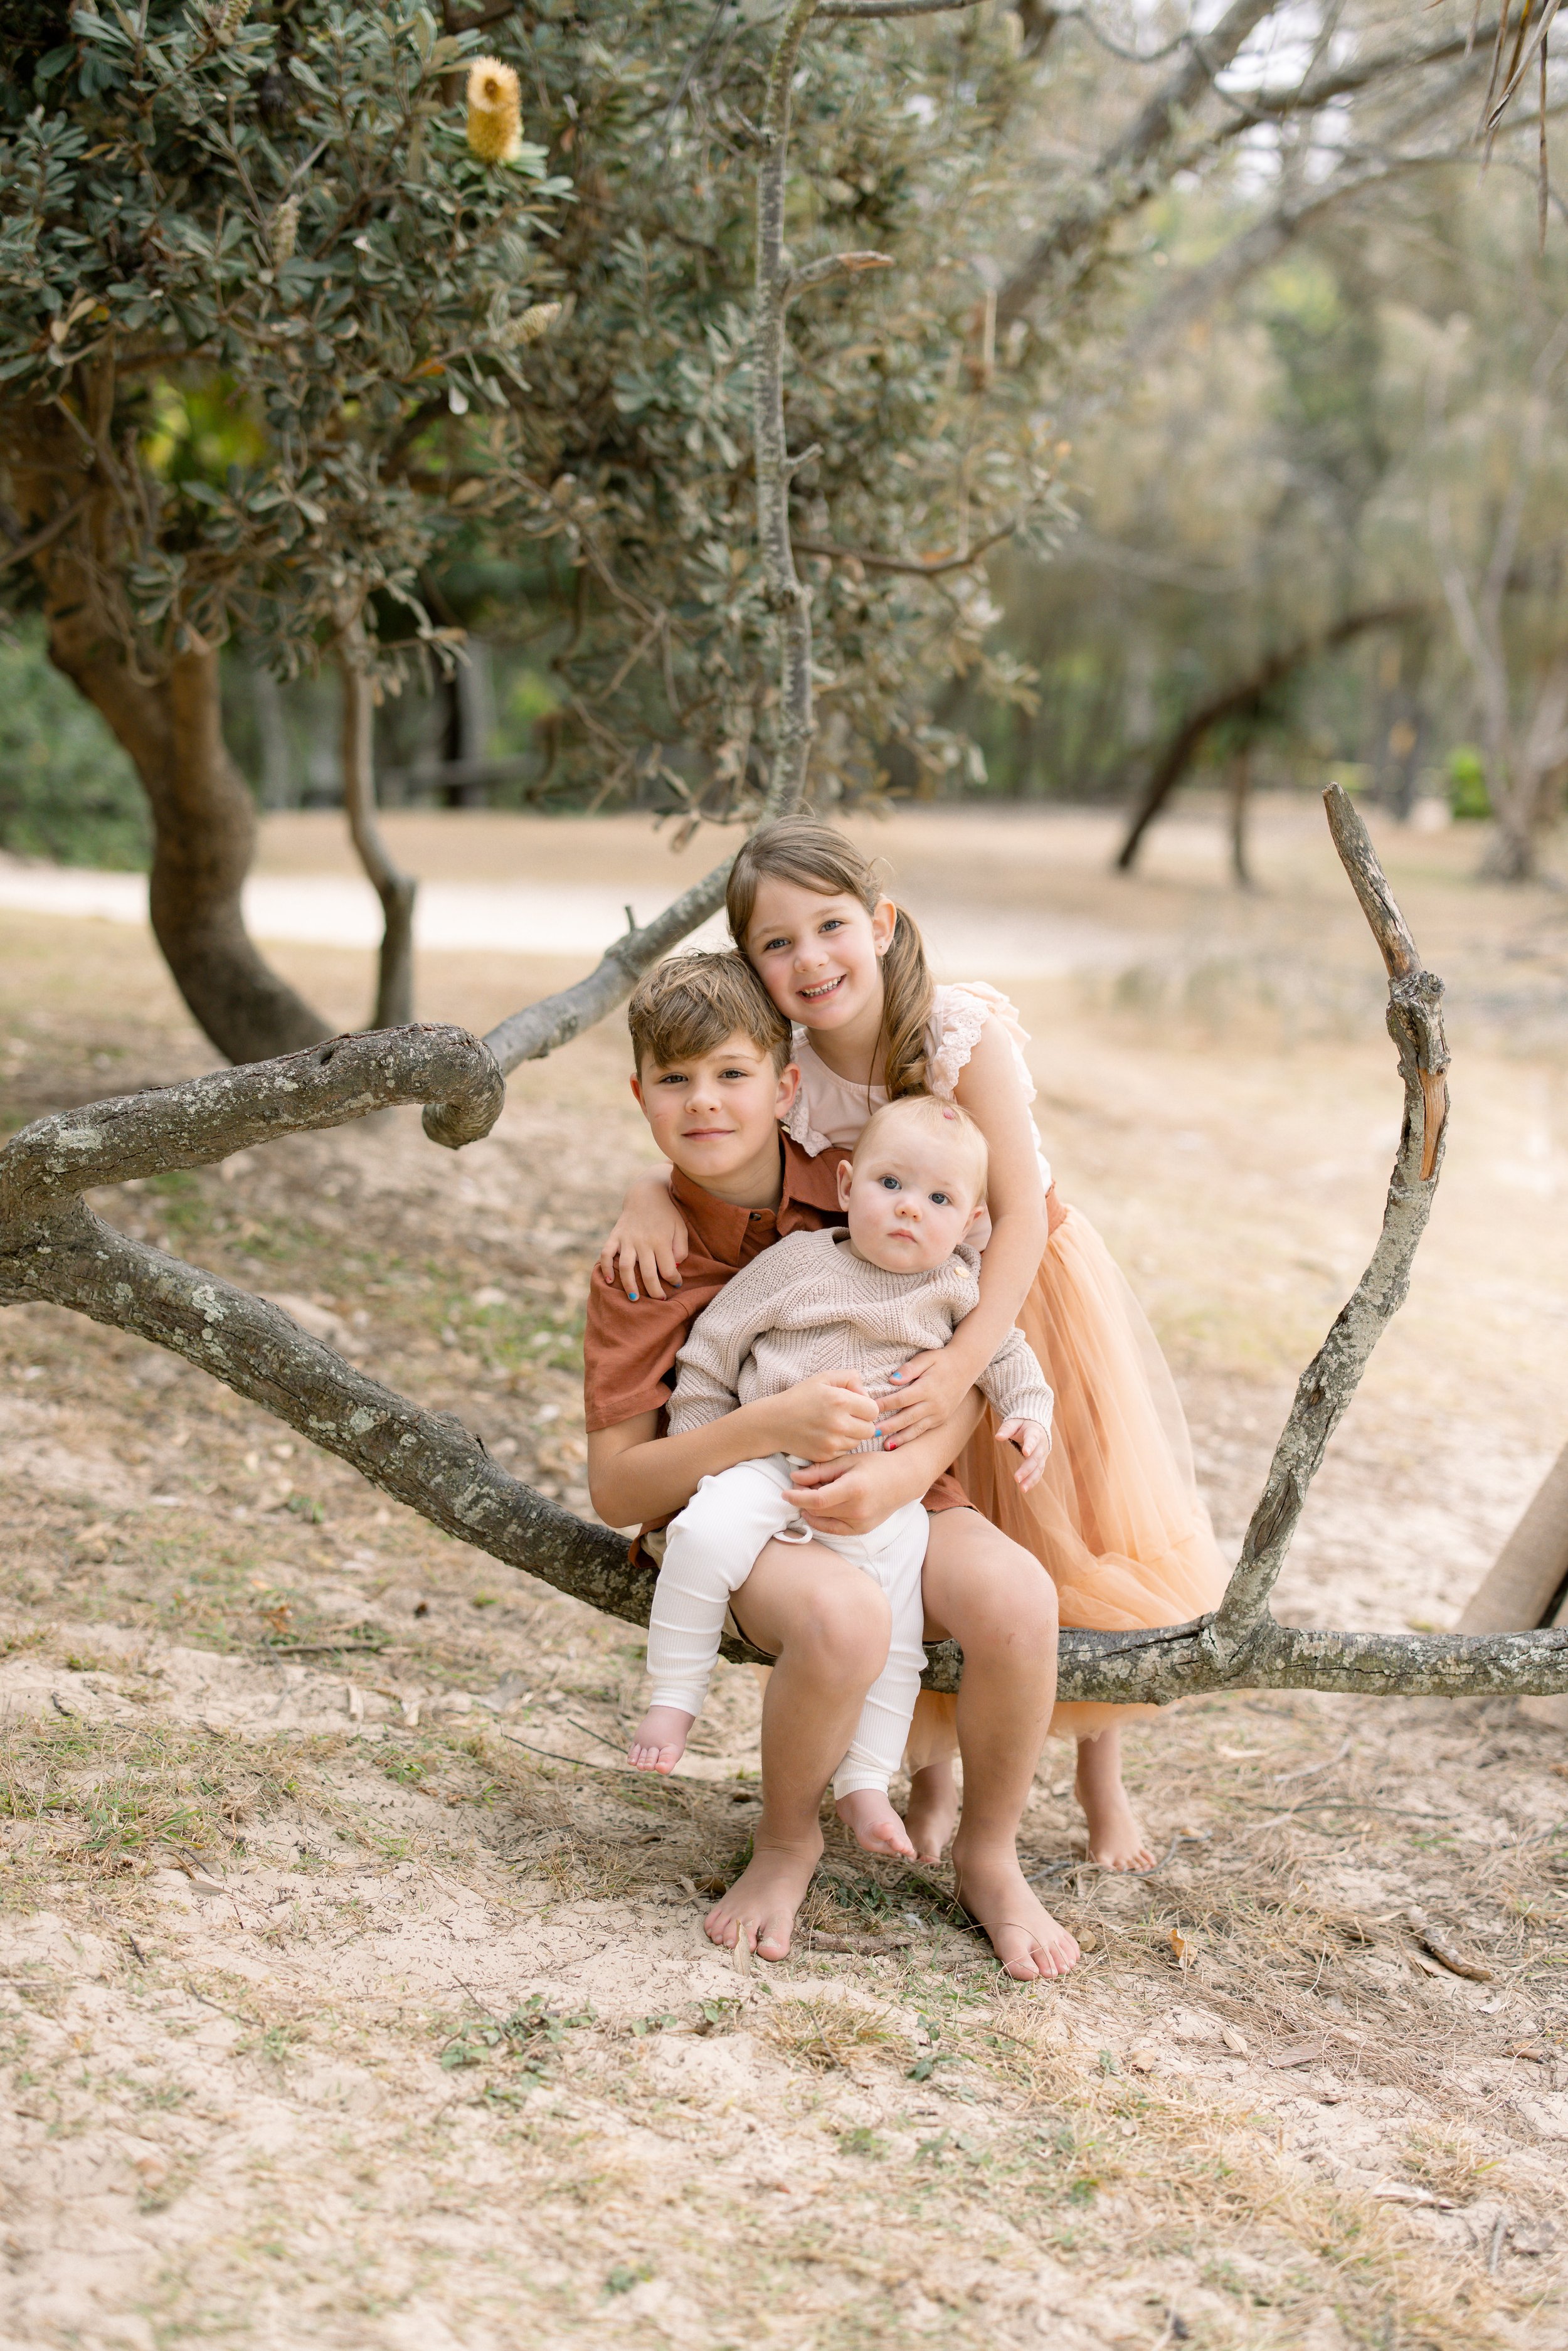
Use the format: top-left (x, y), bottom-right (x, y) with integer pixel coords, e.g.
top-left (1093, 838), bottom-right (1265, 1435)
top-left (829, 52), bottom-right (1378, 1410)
top-left (705, 1830), bottom-right (822, 1961)
top-left (835, 1788), bottom-right (915, 1859)
top-left (628, 1704), bottom-right (694, 1773)
top-left (903, 1759), bottom-right (959, 1862)
top-left (951, 1837), bottom-right (1079, 1981)
top-left (1075, 1729), bottom-right (1155, 1870)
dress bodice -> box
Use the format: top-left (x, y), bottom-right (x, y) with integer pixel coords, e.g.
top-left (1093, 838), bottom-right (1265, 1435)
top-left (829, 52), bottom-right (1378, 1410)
top-left (782, 981), bottom-right (1052, 1194)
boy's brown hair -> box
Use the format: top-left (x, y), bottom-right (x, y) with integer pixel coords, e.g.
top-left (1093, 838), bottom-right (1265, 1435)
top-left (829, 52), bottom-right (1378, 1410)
top-left (627, 951), bottom-right (792, 1075)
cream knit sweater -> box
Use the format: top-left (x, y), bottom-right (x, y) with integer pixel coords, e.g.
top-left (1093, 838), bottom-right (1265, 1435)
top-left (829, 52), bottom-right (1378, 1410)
top-left (667, 1226), bottom-right (1053, 1445)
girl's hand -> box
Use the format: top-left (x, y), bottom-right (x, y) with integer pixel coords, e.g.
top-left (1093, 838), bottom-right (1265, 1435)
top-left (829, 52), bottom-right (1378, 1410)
top-left (765, 1371), bottom-right (882, 1463)
top-left (597, 1170), bottom-right (689, 1301)
top-left (874, 1347), bottom-right (974, 1447)
top-left (996, 1416), bottom-right (1049, 1493)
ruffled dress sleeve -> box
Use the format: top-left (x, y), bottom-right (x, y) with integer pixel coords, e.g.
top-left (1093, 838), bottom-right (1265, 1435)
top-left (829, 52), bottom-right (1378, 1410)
top-left (928, 984), bottom-right (1052, 1193)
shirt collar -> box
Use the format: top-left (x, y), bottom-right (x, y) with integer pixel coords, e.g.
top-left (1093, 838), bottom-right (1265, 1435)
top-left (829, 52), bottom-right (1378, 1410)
top-left (667, 1150), bottom-right (780, 1268)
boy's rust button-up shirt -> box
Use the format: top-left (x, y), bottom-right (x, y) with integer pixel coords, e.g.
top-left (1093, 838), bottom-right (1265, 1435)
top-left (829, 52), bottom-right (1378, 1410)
top-left (583, 1135), bottom-right (847, 1435)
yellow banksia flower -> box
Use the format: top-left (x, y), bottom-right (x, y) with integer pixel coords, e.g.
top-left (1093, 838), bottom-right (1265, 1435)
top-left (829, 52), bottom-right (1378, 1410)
top-left (505, 302), bottom-right (561, 348)
top-left (216, 0), bottom-right (252, 36)
top-left (272, 194), bottom-right (300, 267)
top-left (467, 57), bottom-right (523, 165)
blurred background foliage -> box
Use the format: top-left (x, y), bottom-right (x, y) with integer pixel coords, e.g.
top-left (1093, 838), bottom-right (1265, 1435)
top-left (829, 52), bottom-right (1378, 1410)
top-left (4, 0), bottom-right (1567, 871)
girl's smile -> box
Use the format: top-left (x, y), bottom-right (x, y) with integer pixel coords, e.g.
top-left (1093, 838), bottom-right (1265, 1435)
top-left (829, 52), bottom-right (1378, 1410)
top-left (742, 878), bottom-right (896, 1067)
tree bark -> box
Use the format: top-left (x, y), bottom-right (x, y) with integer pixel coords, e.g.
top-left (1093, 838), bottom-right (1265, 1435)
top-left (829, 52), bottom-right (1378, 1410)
top-left (48, 620), bottom-right (332, 1064)
top-left (341, 655), bottom-right (417, 1031)
top-left (9, 410), bottom-right (331, 1067)
top-left (12, 790), bottom-right (1568, 1704)
top-left (1459, 1438), bottom-right (1568, 1634)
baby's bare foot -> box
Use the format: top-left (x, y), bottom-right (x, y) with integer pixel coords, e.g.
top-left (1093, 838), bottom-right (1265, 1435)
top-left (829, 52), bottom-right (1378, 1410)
top-left (628, 1704), bottom-right (694, 1774)
top-left (835, 1788), bottom-right (916, 1859)
top-left (903, 1759), bottom-right (959, 1863)
top-left (951, 1837), bottom-right (1079, 1982)
top-left (705, 1831), bottom-right (821, 1963)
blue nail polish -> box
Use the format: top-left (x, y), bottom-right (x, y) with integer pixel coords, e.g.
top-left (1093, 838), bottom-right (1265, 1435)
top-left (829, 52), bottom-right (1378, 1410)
top-left (628, 1288), bottom-right (638, 1301)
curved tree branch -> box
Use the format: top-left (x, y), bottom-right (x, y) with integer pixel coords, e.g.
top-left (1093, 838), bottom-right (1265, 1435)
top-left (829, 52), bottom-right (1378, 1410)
top-left (9, 795), bottom-right (1568, 1704)
top-left (1114, 604), bottom-right (1428, 871)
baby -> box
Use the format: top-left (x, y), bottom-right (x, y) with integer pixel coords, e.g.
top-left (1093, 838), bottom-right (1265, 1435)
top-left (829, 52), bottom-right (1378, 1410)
top-left (627, 1093), bottom-right (1054, 1855)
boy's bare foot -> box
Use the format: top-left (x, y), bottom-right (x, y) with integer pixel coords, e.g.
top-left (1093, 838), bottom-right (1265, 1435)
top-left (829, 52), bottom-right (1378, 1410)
top-left (903, 1759), bottom-right (959, 1863)
top-left (835, 1788), bottom-right (916, 1859)
top-left (951, 1837), bottom-right (1079, 1981)
top-left (705, 1830), bottom-right (822, 1962)
top-left (628, 1704), bottom-right (694, 1773)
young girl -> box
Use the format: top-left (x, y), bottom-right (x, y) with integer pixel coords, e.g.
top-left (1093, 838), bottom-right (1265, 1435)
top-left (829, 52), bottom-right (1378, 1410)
top-left (600, 815), bottom-right (1228, 1872)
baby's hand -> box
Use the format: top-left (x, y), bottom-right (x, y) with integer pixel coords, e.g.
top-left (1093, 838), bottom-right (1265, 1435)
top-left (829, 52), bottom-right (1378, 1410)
top-left (598, 1169), bottom-right (690, 1301)
top-left (996, 1417), bottom-right (1049, 1493)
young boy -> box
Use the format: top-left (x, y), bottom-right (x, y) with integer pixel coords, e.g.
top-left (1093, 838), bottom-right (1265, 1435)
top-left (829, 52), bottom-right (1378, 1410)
top-left (630, 1095), bottom-right (1054, 1864)
top-left (583, 952), bottom-right (1078, 1980)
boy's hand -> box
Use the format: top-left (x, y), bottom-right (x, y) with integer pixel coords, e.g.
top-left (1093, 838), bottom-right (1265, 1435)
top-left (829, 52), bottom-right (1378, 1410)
top-left (874, 1346), bottom-right (973, 1446)
top-left (765, 1371), bottom-right (881, 1463)
top-left (598, 1169), bottom-right (690, 1301)
top-left (996, 1416), bottom-right (1049, 1492)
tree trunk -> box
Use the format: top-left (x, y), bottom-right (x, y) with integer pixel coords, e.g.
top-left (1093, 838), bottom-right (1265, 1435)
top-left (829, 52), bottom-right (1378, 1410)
top-left (250, 660), bottom-right (294, 811)
top-left (1478, 805), bottom-right (1539, 882)
top-left (10, 401), bottom-right (331, 1067)
top-left (46, 615), bottom-right (332, 1065)
top-left (1458, 1437), bottom-right (1568, 1633)
top-left (1228, 745), bottom-right (1254, 888)
top-left (341, 657), bottom-right (417, 1030)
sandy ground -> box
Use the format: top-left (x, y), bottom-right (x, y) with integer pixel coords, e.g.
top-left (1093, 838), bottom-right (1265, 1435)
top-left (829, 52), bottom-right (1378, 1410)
top-left (3, 797), bottom-right (1568, 2347)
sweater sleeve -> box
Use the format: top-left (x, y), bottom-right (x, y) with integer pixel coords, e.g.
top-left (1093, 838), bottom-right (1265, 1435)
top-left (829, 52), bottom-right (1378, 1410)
top-left (665, 1236), bottom-right (811, 1437)
top-left (977, 1329), bottom-right (1054, 1439)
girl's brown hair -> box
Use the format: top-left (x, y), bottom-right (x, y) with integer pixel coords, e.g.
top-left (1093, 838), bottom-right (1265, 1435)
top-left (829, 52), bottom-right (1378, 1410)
top-left (725, 816), bottom-right (935, 1101)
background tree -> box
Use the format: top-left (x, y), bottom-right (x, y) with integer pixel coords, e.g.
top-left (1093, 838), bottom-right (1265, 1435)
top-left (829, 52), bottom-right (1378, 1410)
top-left (4, 1), bottom-right (1536, 1059)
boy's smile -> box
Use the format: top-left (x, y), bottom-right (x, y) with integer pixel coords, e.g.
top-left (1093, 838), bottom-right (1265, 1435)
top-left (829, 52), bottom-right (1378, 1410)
top-left (630, 1034), bottom-right (800, 1212)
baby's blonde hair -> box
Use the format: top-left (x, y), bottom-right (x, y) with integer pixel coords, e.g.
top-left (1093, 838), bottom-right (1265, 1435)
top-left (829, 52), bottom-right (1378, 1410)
top-left (851, 1094), bottom-right (988, 1200)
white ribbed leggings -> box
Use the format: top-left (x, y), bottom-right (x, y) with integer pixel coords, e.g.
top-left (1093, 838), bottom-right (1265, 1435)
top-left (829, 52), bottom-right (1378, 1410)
top-left (647, 1453), bottom-right (929, 1801)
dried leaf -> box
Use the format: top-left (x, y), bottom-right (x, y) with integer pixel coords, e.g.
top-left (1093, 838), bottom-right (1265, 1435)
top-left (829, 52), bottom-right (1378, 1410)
top-left (1268, 2039), bottom-right (1323, 2069)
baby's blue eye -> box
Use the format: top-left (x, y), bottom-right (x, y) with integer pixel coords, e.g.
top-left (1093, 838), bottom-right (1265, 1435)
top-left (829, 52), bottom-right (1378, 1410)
top-left (930, 1192), bottom-right (951, 1206)
top-left (878, 1174), bottom-right (899, 1191)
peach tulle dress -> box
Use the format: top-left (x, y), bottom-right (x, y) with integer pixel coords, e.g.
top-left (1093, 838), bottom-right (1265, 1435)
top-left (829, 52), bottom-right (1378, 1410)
top-left (783, 984), bottom-right (1229, 1742)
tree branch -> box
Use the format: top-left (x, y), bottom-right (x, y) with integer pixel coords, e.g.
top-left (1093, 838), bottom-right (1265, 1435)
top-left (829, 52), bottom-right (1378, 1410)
top-left (9, 834), bottom-right (1568, 1705)
top-left (1210, 785), bottom-right (1449, 1645)
top-left (340, 640), bottom-right (417, 1032)
top-left (816, 0), bottom-right (987, 17)
top-left (1114, 605), bottom-right (1426, 871)
top-left (996, 0), bottom-right (1280, 322)
top-left (791, 519), bottom-right (1019, 576)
